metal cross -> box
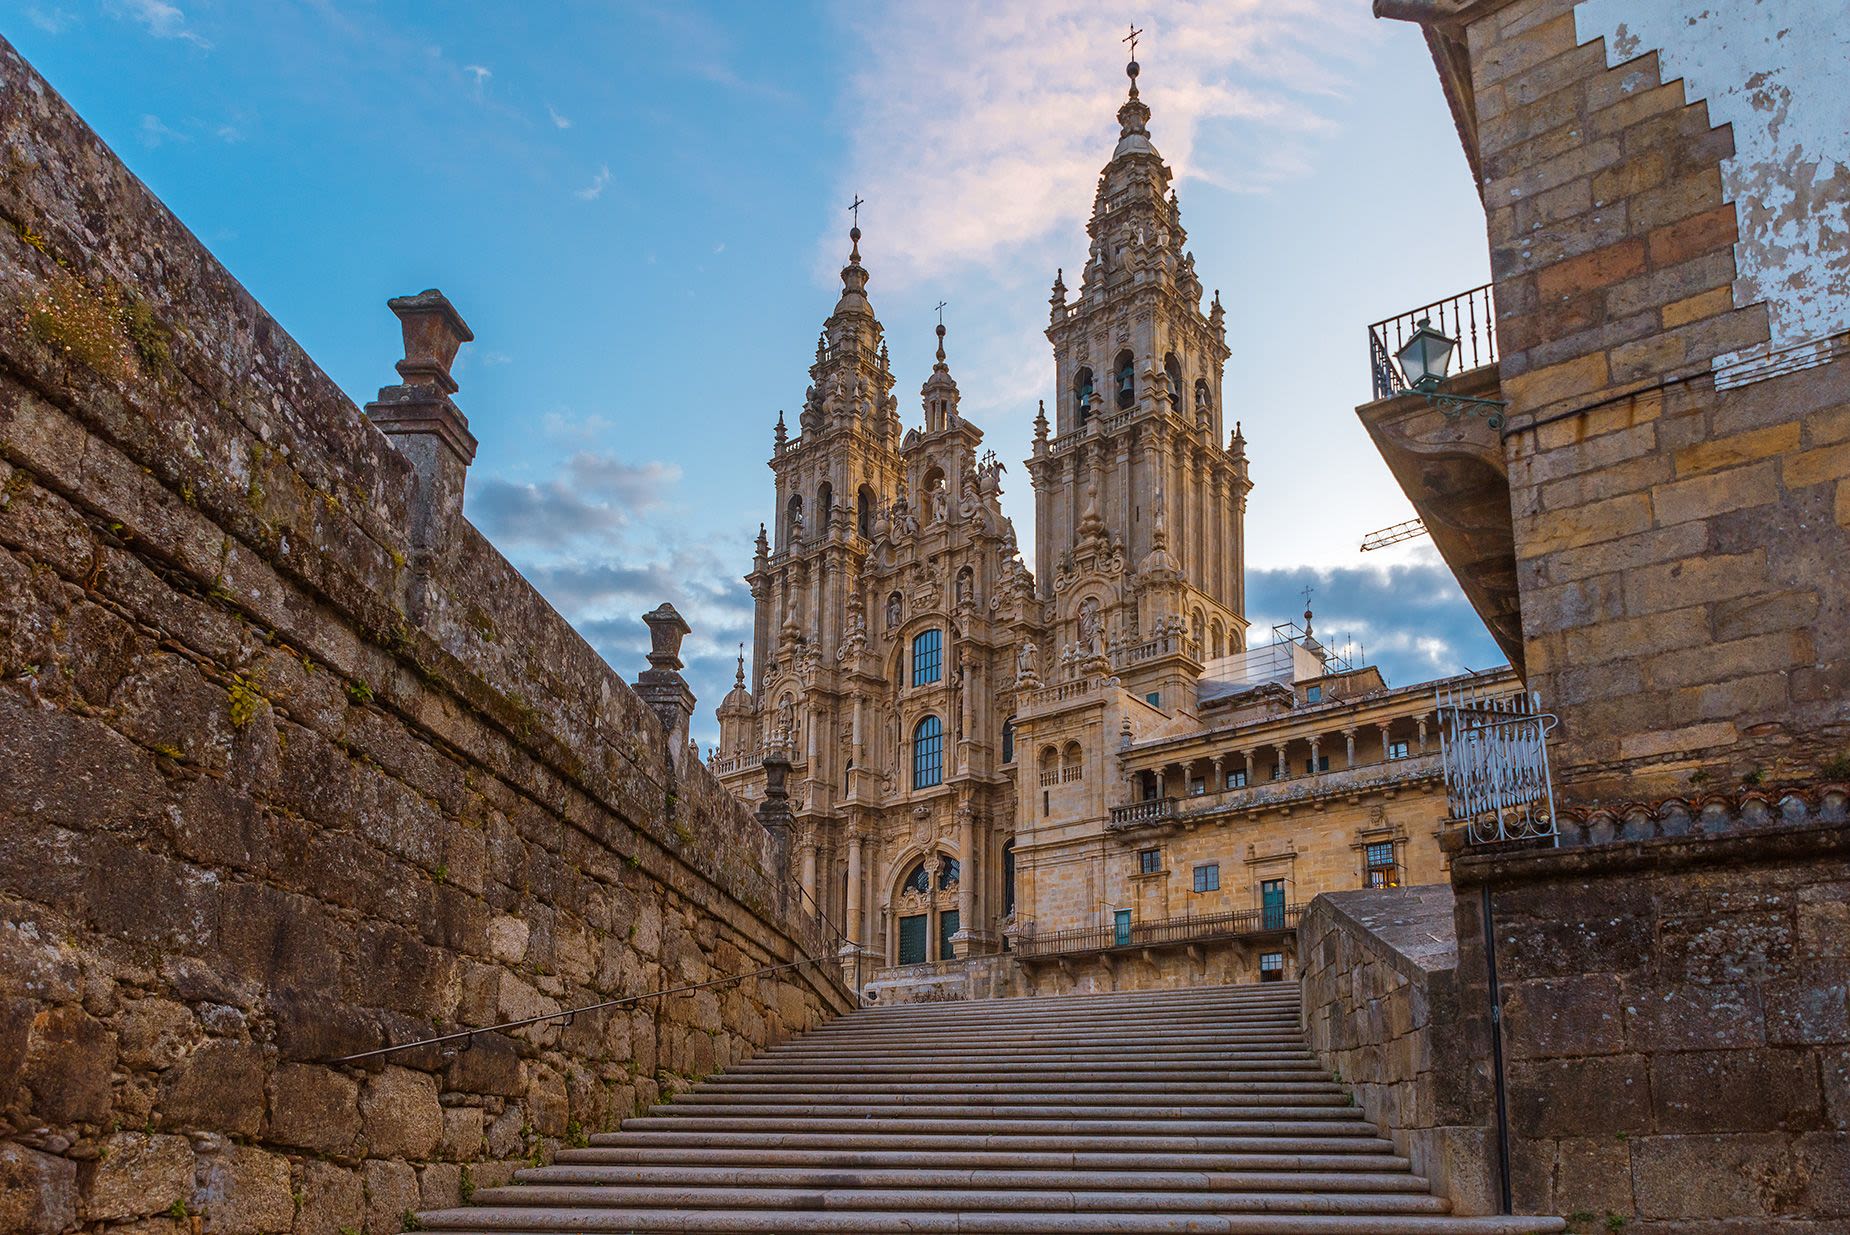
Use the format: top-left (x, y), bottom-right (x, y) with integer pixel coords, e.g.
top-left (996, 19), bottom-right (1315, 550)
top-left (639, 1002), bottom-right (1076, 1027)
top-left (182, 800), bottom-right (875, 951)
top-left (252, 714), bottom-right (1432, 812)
top-left (934, 300), bottom-right (948, 326)
top-left (1123, 23), bottom-right (1143, 60)
top-left (848, 194), bottom-right (865, 228)
top-left (1301, 585), bottom-right (1315, 610)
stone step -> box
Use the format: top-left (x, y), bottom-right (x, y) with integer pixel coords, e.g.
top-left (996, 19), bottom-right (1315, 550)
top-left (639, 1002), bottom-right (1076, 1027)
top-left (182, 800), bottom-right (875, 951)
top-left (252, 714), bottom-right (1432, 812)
top-left (618, 1116), bottom-right (1383, 1137)
top-left (461, 1184), bottom-right (1456, 1215)
top-left (657, 1093), bottom-right (1357, 1113)
top-left (752, 1046), bottom-right (1317, 1063)
top-left (583, 1131), bottom-right (1403, 1154)
top-left (721, 1057), bottom-right (1332, 1072)
top-left (688, 1079), bottom-right (1344, 1097)
top-left (516, 1165), bottom-right (1436, 1194)
top-left (417, 1210), bottom-right (1565, 1233)
top-left (551, 1147), bottom-right (1417, 1172)
top-left (416, 984), bottom-right (1564, 1235)
top-left (808, 1018), bottom-right (1307, 1037)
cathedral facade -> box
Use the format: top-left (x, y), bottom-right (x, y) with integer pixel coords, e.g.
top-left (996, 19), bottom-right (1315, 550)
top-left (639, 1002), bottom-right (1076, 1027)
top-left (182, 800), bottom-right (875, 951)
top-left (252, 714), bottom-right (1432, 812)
top-left (712, 59), bottom-right (1513, 999)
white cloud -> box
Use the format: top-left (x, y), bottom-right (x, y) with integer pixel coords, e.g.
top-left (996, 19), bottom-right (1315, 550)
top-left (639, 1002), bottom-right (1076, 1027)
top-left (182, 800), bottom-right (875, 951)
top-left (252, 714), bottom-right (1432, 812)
top-left (115, 0), bottom-right (210, 47)
top-left (829, 0), bottom-right (1362, 288)
top-left (26, 6), bottom-right (74, 33)
top-left (138, 114), bottom-right (188, 148)
top-left (575, 164), bottom-right (612, 201)
top-left (547, 103), bottom-right (572, 129)
top-left (464, 63), bottom-right (492, 96)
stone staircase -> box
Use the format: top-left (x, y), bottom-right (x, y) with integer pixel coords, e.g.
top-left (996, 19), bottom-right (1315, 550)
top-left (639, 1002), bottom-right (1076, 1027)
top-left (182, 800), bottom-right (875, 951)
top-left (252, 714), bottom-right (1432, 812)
top-left (416, 984), bottom-right (1564, 1233)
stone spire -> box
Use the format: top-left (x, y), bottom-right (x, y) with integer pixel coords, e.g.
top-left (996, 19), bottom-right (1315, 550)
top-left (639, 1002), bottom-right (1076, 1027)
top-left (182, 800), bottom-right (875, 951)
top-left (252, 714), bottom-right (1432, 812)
top-left (920, 320), bottom-right (961, 432)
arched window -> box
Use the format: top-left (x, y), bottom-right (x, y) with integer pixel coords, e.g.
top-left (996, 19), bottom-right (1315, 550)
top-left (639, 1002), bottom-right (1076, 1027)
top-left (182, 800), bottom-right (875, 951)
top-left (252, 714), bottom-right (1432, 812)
top-left (1115, 349), bottom-right (1136, 410)
top-left (901, 862), bottom-right (932, 896)
top-left (1074, 366), bottom-right (1094, 426)
top-left (912, 715), bottom-right (944, 789)
top-left (1194, 378), bottom-right (1212, 418)
top-left (1164, 352), bottom-right (1183, 414)
top-left (1062, 740), bottom-right (1084, 782)
top-left (937, 857), bottom-right (960, 889)
top-left (784, 494), bottom-right (803, 546)
top-left (1210, 619), bottom-right (1225, 661)
top-left (1001, 716), bottom-right (1016, 764)
top-left (1191, 608), bottom-right (1205, 654)
top-left (1038, 746), bottom-right (1059, 787)
top-left (912, 628), bottom-right (943, 686)
top-left (817, 481), bottom-right (834, 530)
top-left (858, 485), bottom-right (876, 539)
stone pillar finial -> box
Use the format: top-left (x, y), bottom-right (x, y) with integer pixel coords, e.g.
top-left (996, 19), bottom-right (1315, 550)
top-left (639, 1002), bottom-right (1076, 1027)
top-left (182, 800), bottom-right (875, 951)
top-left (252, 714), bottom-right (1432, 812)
top-left (366, 289), bottom-right (480, 618)
top-left (633, 602), bottom-right (697, 766)
top-left (388, 289), bottom-right (474, 395)
top-left (643, 603), bottom-right (691, 672)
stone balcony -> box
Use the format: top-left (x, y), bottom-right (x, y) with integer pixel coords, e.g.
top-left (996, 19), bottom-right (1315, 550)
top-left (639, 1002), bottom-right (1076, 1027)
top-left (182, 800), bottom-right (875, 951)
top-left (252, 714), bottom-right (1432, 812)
top-left (1111, 753), bottom-right (1444, 832)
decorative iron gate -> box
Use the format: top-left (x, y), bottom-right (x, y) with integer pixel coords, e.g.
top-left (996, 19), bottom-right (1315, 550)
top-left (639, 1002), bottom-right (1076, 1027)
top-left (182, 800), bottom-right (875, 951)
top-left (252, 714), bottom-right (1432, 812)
top-left (1436, 682), bottom-right (1559, 845)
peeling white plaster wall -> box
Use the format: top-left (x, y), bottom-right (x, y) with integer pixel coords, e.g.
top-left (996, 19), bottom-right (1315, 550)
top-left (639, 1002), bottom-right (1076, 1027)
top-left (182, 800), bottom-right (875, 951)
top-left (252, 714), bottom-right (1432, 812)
top-left (1576, 0), bottom-right (1850, 386)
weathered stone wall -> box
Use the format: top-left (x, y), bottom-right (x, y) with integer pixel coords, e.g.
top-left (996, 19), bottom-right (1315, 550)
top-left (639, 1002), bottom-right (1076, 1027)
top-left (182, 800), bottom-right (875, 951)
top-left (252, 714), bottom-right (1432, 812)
top-left (1466, 0), bottom-right (1850, 804)
top-left (0, 37), bottom-right (849, 1235)
top-left (1297, 887), bottom-right (1498, 1217)
top-left (1450, 815), bottom-right (1850, 1232)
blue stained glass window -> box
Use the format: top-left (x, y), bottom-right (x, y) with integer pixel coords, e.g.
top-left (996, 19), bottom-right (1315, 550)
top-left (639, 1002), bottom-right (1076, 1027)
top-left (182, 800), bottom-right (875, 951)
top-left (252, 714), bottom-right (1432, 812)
top-left (912, 628), bottom-right (943, 686)
top-left (913, 715), bottom-right (944, 788)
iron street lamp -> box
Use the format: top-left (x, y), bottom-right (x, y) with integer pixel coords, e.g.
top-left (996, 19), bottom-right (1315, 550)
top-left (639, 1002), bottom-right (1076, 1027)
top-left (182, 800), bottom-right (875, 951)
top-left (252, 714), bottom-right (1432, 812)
top-left (1395, 317), bottom-right (1509, 429)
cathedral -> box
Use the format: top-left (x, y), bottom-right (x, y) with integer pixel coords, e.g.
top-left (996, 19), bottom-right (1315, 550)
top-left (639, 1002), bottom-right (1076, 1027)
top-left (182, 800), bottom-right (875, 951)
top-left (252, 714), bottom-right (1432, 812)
top-left (712, 55), bottom-right (1515, 1000)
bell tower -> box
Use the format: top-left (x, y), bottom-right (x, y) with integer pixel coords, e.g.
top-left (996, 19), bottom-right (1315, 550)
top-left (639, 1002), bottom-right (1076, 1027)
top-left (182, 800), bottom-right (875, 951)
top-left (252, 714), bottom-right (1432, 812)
top-left (1027, 48), bottom-right (1252, 679)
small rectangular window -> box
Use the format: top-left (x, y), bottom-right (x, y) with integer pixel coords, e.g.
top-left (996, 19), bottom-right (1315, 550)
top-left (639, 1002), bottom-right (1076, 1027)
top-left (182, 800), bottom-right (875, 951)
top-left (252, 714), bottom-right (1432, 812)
top-left (1306, 685), bottom-right (1322, 703)
top-left (1304, 755), bottom-right (1330, 774)
top-left (1145, 691), bottom-right (1162, 707)
top-left (1193, 863), bottom-right (1220, 893)
top-left (1366, 841), bottom-right (1400, 888)
top-left (1188, 777), bottom-right (1206, 796)
top-left (1138, 848), bottom-right (1161, 875)
top-left (1225, 769), bottom-right (1248, 789)
top-left (1388, 740), bottom-right (1410, 760)
top-left (1260, 951), bottom-right (1284, 981)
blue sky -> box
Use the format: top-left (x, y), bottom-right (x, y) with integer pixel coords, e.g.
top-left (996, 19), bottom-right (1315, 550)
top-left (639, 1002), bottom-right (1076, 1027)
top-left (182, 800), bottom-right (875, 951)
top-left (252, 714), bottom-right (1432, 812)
top-left (8, 1), bottom-right (1505, 744)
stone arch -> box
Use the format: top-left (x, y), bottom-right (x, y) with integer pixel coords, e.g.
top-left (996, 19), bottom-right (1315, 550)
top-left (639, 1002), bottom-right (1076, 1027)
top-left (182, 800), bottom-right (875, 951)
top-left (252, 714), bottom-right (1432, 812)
top-left (1164, 351), bottom-right (1183, 414)
top-left (1114, 349), bottom-right (1136, 410)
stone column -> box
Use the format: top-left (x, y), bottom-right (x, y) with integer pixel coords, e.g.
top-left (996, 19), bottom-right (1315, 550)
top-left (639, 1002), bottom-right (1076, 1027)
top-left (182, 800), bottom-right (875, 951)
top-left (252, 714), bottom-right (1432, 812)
top-left (1308, 735), bottom-right (1323, 775)
top-left (1243, 750), bottom-right (1256, 784)
top-left (757, 749), bottom-right (795, 913)
top-left (633, 604), bottom-right (697, 771)
top-left (799, 838), bottom-right (819, 908)
top-left (365, 290), bottom-right (478, 620)
top-left (1379, 722), bottom-right (1393, 760)
top-left (956, 804), bottom-right (976, 957)
top-left (845, 828), bottom-right (865, 944)
top-left (1155, 768), bottom-right (1168, 798)
top-left (1418, 716), bottom-right (1430, 754)
top-left (1275, 744), bottom-right (1289, 780)
top-left (1344, 727), bottom-right (1357, 769)
top-left (1210, 755), bottom-right (1224, 791)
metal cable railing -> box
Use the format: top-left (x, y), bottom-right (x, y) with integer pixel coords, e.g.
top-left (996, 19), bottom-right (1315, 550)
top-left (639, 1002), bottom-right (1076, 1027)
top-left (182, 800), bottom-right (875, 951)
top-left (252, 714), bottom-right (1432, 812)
top-left (334, 842), bottom-right (854, 1064)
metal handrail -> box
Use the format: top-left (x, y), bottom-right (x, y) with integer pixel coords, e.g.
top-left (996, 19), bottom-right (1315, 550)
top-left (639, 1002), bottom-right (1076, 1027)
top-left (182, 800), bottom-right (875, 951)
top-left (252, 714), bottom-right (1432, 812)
top-left (335, 845), bottom-right (855, 1065)
top-left (330, 953), bottom-right (838, 1064)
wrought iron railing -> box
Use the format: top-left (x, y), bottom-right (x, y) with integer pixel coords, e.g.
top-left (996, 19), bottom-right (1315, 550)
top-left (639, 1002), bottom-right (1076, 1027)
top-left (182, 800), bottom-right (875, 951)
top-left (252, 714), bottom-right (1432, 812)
top-left (1437, 681), bottom-right (1558, 845)
top-left (1369, 283), bottom-right (1498, 401)
top-left (1016, 903), bottom-right (1305, 959)
top-left (1110, 797), bottom-right (1176, 827)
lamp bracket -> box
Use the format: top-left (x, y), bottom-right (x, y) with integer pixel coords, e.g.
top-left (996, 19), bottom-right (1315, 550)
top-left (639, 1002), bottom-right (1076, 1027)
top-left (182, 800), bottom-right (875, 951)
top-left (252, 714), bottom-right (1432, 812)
top-left (1424, 389), bottom-right (1510, 432)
